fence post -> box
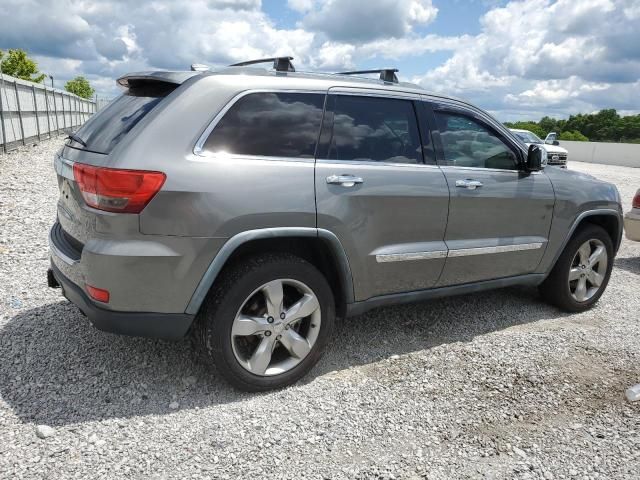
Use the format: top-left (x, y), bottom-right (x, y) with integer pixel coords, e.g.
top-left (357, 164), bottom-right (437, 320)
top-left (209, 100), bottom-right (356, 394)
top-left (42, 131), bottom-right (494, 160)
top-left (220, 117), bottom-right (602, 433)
top-left (43, 87), bottom-right (52, 139)
top-left (31, 85), bottom-right (41, 142)
top-left (61, 92), bottom-right (67, 130)
top-left (53, 91), bottom-right (60, 133)
top-left (0, 75), bottom-right (7, 153)
top-left (13, 81), bottom-right (26, 145)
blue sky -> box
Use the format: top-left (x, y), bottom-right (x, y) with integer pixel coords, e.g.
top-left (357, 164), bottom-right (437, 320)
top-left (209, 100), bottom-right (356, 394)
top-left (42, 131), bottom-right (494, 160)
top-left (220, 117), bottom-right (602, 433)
top-left (0, 0), bottom-right (638, 121)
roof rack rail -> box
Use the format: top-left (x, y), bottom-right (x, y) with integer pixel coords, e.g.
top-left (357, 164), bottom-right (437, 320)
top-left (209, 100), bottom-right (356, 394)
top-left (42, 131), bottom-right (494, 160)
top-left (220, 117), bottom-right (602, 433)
top-left (229, 56), bottom-right (295, 72)
top-left (338, 68), bottom-right (399, 83)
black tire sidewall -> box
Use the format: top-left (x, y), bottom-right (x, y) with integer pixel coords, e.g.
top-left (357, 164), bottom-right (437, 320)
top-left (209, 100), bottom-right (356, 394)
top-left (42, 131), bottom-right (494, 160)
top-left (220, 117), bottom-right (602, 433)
top-left (546, 225), bottom-right (614, 311)
top-left (203, 255), bottom-right (335, 391)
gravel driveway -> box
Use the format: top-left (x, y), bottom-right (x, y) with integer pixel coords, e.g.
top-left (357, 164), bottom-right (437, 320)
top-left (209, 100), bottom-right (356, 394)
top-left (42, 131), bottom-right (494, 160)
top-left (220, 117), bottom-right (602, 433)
top-left (1, 140), bottom-right (639, 479)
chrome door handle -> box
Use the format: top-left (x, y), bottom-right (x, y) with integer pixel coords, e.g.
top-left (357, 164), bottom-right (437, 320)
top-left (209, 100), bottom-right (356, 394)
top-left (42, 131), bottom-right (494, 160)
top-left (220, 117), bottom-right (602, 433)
top-left (455, 179), bottom-right (483, 190)
top-left (326, 174), bottom-right (364, 187)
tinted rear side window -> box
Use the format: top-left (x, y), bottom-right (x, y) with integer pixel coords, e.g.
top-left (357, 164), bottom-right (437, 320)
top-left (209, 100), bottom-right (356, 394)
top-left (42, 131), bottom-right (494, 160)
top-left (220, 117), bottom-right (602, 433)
top-left (326, 95), bottom-right (422, 164)
top-left (202, 92), bottom-right (325, 158)
top-left (72, 83), bottom-right (174, 154)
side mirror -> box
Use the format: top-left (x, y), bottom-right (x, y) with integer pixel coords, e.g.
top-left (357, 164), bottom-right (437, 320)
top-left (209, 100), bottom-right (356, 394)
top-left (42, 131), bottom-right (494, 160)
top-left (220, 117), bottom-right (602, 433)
top-left (526, 144), bottom-right (544, 172)
top-left (552, 140), bottom-right (560, 146)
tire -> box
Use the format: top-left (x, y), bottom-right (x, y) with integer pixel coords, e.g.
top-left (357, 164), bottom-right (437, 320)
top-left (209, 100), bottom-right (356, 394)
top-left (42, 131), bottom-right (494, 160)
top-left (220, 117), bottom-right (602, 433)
top-left (539, 224), bottom-right (613, 312)
top-left (194, 253), bottom-right (335, 392)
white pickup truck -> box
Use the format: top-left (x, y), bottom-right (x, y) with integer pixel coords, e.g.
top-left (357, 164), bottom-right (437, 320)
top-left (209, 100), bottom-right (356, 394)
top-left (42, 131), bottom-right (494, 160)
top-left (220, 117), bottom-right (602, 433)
top-left (510, 129), bottom-right (568, 168)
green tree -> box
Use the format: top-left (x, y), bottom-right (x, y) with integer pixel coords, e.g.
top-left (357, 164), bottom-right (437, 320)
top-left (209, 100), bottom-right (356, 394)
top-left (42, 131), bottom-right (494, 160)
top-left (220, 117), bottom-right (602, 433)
top-left (0, 48), bottom-right (45, 83)
top-left (64, 76), bottom-right (95, 99)
top-left (559, 130), bottom-right (589, 141)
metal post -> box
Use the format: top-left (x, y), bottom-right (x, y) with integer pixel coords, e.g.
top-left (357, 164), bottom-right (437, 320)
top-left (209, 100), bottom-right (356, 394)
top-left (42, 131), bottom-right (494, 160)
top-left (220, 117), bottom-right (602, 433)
top-left (0, 74), bottom-right (7, 154)
top-left (31, 85), bottom-right (41, 141)
top-left (43, 86), bottom-right (52, 139)
top-left (14, 81), bottom-right (26, 145)
top-left (61, 92), bottom-right (67, 131)
top-left (53, 91), bottom-right (59, 134)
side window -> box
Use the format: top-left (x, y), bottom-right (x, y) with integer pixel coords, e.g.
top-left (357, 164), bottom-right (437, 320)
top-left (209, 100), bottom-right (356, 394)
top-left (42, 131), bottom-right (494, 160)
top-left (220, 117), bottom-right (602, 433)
top-left (327, 95), bottom-right (422, 164)
top-left (434, 111), bottom-right (518, 170)
top-left (202, 92), bottom-right (325, 158)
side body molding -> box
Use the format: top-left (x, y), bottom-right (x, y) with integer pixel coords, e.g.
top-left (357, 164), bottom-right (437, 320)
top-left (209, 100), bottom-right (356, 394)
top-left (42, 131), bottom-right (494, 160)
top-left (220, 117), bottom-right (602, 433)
top-left (185, 228), bottom-right (355, 314)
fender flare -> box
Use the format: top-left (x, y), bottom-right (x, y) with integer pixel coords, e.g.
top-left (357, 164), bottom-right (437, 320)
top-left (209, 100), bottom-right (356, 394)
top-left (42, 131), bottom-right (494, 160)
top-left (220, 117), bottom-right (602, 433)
top-left (548, 208), bottom-right (622, 272)
top-left (185, 227), bottom-right (355, 315)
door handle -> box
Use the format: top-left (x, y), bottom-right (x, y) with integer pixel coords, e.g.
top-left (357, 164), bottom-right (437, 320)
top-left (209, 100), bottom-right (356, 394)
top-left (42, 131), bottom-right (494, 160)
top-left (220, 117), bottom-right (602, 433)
top-left (455, 179), bottom-right (483, 190)
top-left (326, 174), bottom-right (364, 187)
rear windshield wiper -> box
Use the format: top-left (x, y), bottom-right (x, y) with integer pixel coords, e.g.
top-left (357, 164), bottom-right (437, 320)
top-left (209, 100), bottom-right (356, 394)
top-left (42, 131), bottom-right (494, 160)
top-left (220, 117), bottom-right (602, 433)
top-left (66, 133), bottom-right (87, 148)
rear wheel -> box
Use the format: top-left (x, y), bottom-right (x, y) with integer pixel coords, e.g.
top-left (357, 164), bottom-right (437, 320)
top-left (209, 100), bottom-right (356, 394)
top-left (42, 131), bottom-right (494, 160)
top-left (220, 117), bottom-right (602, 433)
top-left (194, 253), bottom-right (335, 391)
top-left (539, 224), bottom-right (613, 312)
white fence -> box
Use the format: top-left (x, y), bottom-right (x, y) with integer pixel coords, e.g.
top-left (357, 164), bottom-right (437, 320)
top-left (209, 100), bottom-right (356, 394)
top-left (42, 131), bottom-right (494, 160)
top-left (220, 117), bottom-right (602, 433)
top-left (0, 73), bottom-right (99, 153)
top-left (557, 140), bottom-right (640, 168)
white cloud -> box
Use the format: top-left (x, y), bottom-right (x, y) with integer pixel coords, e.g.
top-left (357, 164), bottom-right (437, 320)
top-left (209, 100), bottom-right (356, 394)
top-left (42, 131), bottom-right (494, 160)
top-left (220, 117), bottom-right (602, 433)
top-left (300, 0), bottom-right (438, 42)
top-left (1, 0), bottom-right (638, 119)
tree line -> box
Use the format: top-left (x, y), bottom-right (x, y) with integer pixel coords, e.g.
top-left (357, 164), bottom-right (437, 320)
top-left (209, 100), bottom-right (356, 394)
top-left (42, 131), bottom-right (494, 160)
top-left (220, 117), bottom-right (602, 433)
top-left (504, 109), bottom-right (640, 144)
top-left (0, 48), bottom-right (95, 99)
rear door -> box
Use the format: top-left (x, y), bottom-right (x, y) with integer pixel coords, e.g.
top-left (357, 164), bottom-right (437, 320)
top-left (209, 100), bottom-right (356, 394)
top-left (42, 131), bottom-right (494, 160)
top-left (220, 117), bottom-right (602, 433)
top-left (315, 89), bottom-right (450, 301)
top-left (425, 101), bottom-right (555, 286)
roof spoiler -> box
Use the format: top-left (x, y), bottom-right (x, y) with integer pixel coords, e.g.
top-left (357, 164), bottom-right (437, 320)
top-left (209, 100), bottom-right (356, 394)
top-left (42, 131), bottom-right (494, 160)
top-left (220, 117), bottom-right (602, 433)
top-left (116, 71), bottom-right (200, 88)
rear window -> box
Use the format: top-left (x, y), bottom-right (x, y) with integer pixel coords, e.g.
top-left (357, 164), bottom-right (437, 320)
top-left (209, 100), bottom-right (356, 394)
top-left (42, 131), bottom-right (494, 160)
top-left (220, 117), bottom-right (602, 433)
top-left (202, 92), bottom-right (325, 158)
top-left (69, 82), bottom-right (174, 154)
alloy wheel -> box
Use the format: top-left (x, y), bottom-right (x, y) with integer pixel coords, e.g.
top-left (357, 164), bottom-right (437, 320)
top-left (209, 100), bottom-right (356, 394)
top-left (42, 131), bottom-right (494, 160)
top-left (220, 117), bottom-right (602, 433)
top-left (568, 239), bottom-right (608, 302)
top-left (231, 279), bottom-right (321, 376)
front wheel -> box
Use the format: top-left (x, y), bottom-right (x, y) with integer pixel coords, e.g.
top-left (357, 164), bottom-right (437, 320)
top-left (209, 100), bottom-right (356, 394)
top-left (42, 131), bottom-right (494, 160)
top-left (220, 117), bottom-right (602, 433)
top-left (539, 224), bottom-right (614, 312)
top-left (194, 253), bottom-right (335, 391)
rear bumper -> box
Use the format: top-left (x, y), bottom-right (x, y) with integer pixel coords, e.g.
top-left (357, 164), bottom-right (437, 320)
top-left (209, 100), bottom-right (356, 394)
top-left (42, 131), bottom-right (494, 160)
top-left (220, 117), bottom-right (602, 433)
top-left (49, 262), bottom-right (195, 340)
top-left (624, 209), bottom-right (640, 242)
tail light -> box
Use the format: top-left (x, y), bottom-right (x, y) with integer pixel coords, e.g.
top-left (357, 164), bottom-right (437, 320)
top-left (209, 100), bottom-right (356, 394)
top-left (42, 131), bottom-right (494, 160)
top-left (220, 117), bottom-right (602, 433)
top-left (633, 191), bottom-right (640, 209)
top-left (73, 163), bottom-right (166, 214)
top-left (86, 284), bottom-right (110, 303)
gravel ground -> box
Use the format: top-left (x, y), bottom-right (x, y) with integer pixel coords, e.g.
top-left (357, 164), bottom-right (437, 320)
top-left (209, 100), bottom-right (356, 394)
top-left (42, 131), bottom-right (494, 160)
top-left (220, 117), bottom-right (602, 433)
top-left (1, 140), bottom-right (639, 480)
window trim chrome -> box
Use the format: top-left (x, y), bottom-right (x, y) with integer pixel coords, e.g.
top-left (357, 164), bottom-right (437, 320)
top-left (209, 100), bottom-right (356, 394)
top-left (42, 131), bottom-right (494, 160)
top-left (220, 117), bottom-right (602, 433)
top-left (193, 88), bottom-right (328, 158)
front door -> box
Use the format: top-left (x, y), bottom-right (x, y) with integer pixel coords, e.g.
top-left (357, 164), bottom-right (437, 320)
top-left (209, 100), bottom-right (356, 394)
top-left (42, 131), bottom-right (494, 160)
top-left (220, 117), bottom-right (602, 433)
top-left (428, 104), bottom-right (555, 286)
top-left (315, 90), bottom-right (450, 301)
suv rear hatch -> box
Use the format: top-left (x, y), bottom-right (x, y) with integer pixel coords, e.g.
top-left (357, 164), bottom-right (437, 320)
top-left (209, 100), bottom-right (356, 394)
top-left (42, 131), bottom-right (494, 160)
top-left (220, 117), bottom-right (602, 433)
top-left (55, 72), bottom-right (197, 247)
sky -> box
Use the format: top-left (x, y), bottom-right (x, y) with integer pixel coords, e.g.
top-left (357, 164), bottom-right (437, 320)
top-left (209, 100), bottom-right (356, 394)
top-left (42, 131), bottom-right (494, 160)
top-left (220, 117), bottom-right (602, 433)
top-left (0, 0), bottom-right (638, 121)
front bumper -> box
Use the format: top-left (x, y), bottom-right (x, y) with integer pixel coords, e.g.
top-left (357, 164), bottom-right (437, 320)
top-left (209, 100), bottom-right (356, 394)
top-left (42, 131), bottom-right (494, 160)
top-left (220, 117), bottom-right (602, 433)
top-left (49, 262), bottom-right (195, 340)
top-left (624, 209), bottom-right (640, 242)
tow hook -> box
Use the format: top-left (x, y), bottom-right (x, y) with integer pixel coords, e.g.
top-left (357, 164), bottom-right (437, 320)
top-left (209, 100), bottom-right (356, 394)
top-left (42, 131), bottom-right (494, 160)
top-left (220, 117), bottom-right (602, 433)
top-left (47, 268), bottom-right (60, 289)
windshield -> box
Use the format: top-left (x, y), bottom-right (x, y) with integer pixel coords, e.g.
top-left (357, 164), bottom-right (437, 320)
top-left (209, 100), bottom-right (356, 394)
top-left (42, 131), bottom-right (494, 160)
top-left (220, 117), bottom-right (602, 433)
top-left (513, 130), bottom-right (543, 144)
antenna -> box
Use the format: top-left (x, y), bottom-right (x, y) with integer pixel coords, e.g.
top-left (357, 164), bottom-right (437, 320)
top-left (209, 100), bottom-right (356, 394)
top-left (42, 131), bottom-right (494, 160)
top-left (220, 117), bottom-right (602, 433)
top-left (229, 56), bottom-right (295, 72)
top-left (338, 68), bottom-right (399, 83)
top-left (190, 64), bottom-right (210, 72)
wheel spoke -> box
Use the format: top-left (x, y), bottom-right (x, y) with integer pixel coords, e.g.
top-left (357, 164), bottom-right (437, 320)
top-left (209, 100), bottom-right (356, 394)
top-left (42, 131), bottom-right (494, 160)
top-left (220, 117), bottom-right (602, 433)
top-left (577, 242), bottom-right (591, 265)
top-left (569, 267), bottom-right (582, 282)
top-left (574, 277), bottom-right (588, 301)
top-left (262, 280), bottom-right (284, 318)
top-left (588, 246), bottom-right (606, 268)
top-left (279, 329), bottom-right (311, 359)
top-left (248, 336), bottom-right (276, 374)
top-left (232, 315), bottom-right (267, 337)
top-left (588, 270), bottom-right (604, 287)
top-left (285, 294), bottom-right (319, 323)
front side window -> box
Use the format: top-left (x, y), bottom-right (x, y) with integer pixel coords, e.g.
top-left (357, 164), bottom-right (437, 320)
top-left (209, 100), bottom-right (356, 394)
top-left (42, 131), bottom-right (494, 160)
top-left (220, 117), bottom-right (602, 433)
top-left (203, 92), bottom-right (325, 158)
top-left (327, 95), bottom-right (422, 164)
top-left (435, 112), bottom-right (518, 170)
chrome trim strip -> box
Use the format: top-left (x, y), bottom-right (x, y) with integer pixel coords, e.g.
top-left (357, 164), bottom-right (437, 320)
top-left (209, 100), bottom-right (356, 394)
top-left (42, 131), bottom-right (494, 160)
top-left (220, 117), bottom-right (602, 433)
top-left (49, 228), bottom-right (79, 266)
top-left (376, 250), bottom-right (447, 263)
top-left (54, 154), bottom-right (75, 180)
top-left (317, 159), bottom-right (441, 169)
top-left (193, 88), bottom-right (327, 157)
top-left (447, 242), bottom-right (543, 258)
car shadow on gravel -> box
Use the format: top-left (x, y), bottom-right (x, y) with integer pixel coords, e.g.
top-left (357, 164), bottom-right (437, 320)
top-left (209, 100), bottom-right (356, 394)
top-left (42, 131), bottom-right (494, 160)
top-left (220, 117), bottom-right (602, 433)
top-left (1, 286), bottom-right (564, 426)
top-left (614, 256), bottom-right (640, 275)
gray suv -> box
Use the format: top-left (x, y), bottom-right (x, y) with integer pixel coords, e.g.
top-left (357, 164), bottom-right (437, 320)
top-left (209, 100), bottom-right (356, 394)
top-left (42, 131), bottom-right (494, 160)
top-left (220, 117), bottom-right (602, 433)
top-left (48, 57), bottom-right (623, 391)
